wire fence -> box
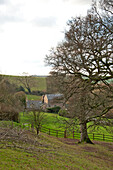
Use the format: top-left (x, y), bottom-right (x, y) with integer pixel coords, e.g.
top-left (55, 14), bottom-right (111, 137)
top-left (40, 126), bottom-right (113, 142)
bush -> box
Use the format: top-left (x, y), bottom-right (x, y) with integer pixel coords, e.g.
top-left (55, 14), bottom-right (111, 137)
top-left (31, 90), bottom-right (45, 96)
top-left (47, 106), bottom-right (61, 113)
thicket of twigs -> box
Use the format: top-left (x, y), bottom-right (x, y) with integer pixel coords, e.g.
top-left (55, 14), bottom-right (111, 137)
top-left (0, 123), bottom-right (45, 154)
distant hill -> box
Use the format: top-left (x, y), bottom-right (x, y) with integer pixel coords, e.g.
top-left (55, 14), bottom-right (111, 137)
top-left (0, 74), bottom-right (47, 92)
top-left (31, 75), bottom-right (47, 77)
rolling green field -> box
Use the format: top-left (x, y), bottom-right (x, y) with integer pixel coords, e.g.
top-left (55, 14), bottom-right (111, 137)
top-left (2, 75), bottom-right (47, 92)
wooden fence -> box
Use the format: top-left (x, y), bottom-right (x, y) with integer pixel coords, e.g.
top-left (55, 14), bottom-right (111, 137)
top-left (21, 123), bottom-right (113, 142)
top-left (2, 122), bottom-right (112, 142)
top-left (40, 126), bottom-right (113, 142)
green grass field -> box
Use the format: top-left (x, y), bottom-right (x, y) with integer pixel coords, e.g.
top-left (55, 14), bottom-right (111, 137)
top-left (20, 112), bottom-right (68, 130)
top-left (26, 95), bottom-right (42, 101)
top-left (0, 128), bottom-right (113, 170)
top-left (2, 75), bottom-right (47, 92)
top-left (0, 113), bottom-right (113, 169)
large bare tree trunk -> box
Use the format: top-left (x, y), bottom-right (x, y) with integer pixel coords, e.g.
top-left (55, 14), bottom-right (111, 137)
top-left (80, 122), bottom-right (93, 144)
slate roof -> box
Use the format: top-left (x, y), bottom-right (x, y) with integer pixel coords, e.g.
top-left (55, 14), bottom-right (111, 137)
top-left (46, 94), bottom-right (63, 100)
top-left (26, 100), bottom-right (42, 110)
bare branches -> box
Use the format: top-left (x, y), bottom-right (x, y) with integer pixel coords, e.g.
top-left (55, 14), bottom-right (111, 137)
top-left (17, 74), bottom-right (38, 94)
top-left (45, 0), bottom-right (113, 143)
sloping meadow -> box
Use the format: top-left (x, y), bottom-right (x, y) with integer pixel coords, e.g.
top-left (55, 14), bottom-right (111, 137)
top-left (0, 121), bottom-right (113, 169)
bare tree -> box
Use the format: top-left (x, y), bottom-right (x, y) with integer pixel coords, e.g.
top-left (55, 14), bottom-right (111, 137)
top-left (45, 1), bottom-right (113, 143)
top-left (66, 78), bottom-right (113, 143)
top-left (17, 73), bottom-right (38, 94)
top-left (32, 110), bottom-right (45, 135)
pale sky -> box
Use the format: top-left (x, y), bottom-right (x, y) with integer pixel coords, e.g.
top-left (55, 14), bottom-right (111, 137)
top-left (0, 0), bottom-right (92, 76)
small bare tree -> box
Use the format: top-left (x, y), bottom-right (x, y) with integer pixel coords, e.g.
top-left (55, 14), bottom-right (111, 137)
top-left (17, 73), bottom-right (38, 94)
top-left (32, 110), bottom-right (45, 135)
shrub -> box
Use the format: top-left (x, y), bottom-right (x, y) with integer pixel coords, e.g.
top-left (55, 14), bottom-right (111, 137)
top-left (47, 106), bottom-right (61, 113)
top-left (31, 90), bottom-right (45, 96)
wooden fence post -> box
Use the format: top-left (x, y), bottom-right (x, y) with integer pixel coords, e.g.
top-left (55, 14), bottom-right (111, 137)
top-left (103, 134), bottom-right (104, 141)
top-left (73, 131), bottom-right (74, 139)
top-left (49, 129), bottom-right (50, 135)
top-left (64, 130), bottom-right (67, 138)
top-left (93, 133), bottom-right (94, 140)
top-left (56, 130), bottom-right (58, 137)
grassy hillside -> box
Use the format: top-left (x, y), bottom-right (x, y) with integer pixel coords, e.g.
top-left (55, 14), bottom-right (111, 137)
top-left (20, 112), bottom-right (68, 130)
top-left (26, 95), bottom-right (42, 100)
top-left (0, 124), bottom-right (113, 170)
top-left (1, 75), bottom-right (47, 92)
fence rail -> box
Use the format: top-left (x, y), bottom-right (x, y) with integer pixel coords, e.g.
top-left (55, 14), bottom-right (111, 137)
top-left (20, 123), bottom-right (113, 142)
top-left (40, 126), bottom-right (113, 142)
top-left (2, 122), bottom-right (112, 142)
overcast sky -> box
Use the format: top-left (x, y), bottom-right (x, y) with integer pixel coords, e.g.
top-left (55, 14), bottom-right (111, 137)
top-left (0, 0), bottom-right (92, 76)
